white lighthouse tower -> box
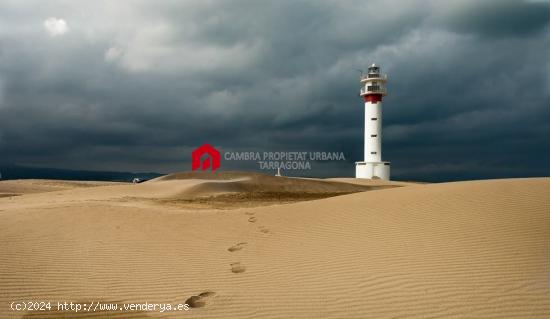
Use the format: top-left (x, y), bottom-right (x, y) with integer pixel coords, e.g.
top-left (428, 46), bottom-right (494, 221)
top-left (355, 63), bottom-right (391, 180)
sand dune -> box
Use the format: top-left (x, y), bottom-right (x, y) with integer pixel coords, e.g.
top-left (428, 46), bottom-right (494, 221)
top-left (1, 175), bottom-right (549, 318)
top-left (326, 177), bottom-right (423, 186)
top-left (153, 171), bottom-right (399, 208)
top-left (154, 171), bottom-right (400, 194)
top-left (0, 173), bottom-right (396, 211)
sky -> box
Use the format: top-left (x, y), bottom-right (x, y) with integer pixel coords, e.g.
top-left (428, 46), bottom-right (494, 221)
top-left (0, 0), bottom-right (549, 181)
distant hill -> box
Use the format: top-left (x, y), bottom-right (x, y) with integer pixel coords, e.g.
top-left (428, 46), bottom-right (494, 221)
top-left (0, 164), bottom-right (163, 182)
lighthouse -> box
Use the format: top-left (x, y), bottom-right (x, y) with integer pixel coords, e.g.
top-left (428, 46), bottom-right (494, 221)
top-left (355, 63), bottom-right (391, 180)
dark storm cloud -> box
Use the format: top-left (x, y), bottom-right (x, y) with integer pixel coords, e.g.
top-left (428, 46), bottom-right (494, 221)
top-left (0, 0), bottom-right (549, 180)
top-left (435, 0), bottom-right (550, 37)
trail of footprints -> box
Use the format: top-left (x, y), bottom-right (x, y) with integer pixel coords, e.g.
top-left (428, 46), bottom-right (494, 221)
top-left (185, 291), bottom-right (216, 308)
top-left (228, 212), bottom-right (271, 274)
top-left (230, 262), bottom-right (246, 273)
top-left (227, 242), bottom-right (247, 252)
top-left (185, 212), bottom-right (271, 308)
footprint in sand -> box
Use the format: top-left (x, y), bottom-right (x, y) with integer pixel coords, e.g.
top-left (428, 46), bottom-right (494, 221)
top-left (248, 217), bottom-right (257, 223)
top-left (185, 291), bottom-right (216, 308)
top-left (230, 262), bottom-right (246, 273)
top-left (259, 226), bottom-right (270, 233)
top-left (227, 242), bottom-right (247, 252)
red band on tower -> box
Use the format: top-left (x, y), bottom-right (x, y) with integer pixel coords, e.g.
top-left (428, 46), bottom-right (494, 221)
top-left (363, 94), bottom-right (382, 103)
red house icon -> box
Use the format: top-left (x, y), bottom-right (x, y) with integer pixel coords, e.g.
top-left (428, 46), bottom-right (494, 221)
top-left (192, 144), bottom-right (221, 171)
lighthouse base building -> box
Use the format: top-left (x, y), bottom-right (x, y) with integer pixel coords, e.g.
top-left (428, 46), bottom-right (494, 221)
top-left (356, 161), bottom-right (390, 180)
top-left (355, 64), bottom-right (391, 180)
